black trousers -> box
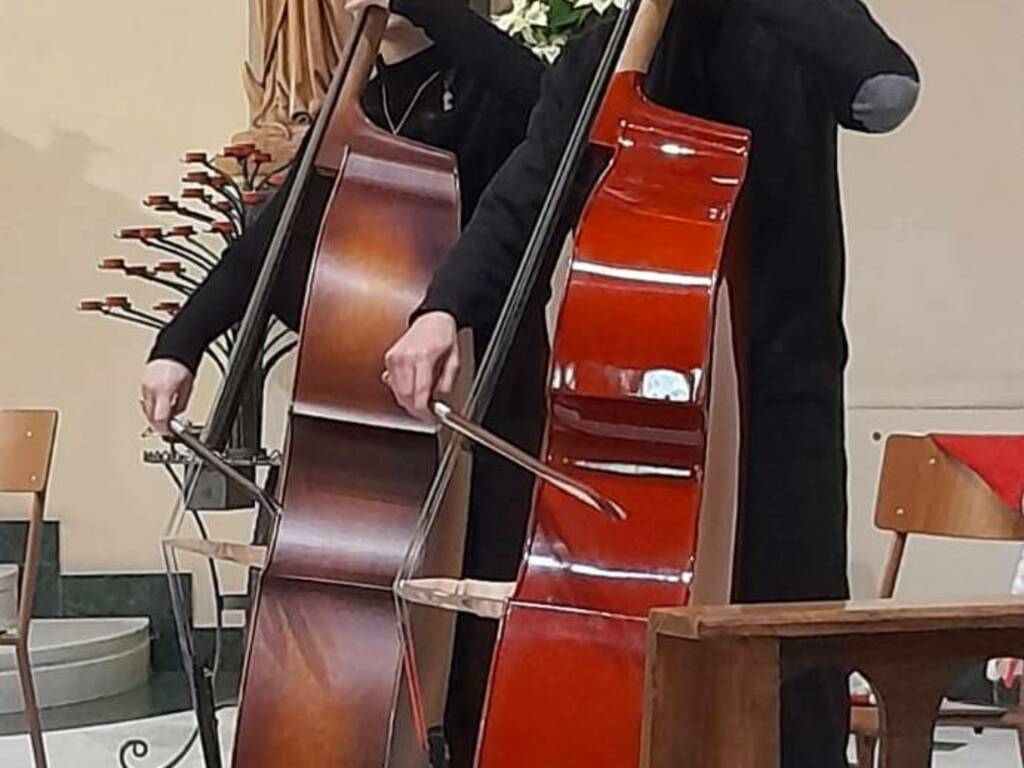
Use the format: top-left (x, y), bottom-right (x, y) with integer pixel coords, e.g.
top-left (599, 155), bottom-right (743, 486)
top-left (736, 404), bottom-right (851, 768)
top-left (442, 317), bottom-right (548, 767)
top-left (442, 444), bottom-right (540, 765)
top-left (443, 448), bottom-right (535, 767)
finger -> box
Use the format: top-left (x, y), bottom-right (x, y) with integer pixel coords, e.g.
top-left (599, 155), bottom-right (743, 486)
top-left (140, 388), bottom-right (156, 423)
top-left (385, 350), bottom-right (416, 406)
top-left (411, 358), bottom-right (436, 420)
top-left (435, 346), bottom-right (460, 397)
top-left (168, 381), bottom-right (191, 418)
top-left (178, 379), bottom-right (193, 413)
top-left (141, 385), bottom-right (163, 430)
top-left (384, 353), bottom-right (411, 411)
top-left (391, 364), bottom-right (415, 417)
top-left (151, 393), bottom-right (174, 434)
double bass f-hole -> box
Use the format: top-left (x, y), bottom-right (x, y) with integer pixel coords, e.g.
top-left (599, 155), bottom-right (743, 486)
top-left (166, 6), bottom-right (487, 765)
top-left (387, 386), bottom-right (624, 752)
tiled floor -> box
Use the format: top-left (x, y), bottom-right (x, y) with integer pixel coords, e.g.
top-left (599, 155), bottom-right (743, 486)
top-left (912, 727), bottom-right (1018, 767)
top-left (0, 670), bottom-right (240, 737)
top-left (0, 714), bottom-right (1017, 767)
top-left (0, 707), bottom-right (237, 767)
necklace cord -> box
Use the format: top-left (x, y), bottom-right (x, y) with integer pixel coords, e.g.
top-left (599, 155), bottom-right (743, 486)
top-left (381, 70), bottom-right (442, 135)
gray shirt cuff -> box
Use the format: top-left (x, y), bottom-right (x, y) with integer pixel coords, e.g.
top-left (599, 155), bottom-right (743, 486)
top-left (852, 73), bottom-right (920, 133)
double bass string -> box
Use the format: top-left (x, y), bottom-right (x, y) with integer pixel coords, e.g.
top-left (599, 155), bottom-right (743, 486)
top-left (155, 9), bottom-right (386, 759)
top-left (392, 0), bottom-right (641, 743)
top-left (400, 0), bottom-right (640, 583)
top-left (200, 9), bottom-right (381, 450)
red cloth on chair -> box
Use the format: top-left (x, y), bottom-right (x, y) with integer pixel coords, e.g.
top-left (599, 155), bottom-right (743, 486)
top-left (933, 435), bottom-right (1024, 511)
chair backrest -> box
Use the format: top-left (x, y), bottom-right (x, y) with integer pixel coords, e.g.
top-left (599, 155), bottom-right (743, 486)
top-left (873, 433), bottom-right (1024, 710)
top-left (874, 434), bottom-right (1024, 542)
top-left (0, 410), bottom-right (59, 494)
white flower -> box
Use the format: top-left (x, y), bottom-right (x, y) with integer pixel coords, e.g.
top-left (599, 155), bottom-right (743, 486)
top-left (531, 42), bottom-right (563, 62)
top-left (573, 0), bottom-right (619, 14)
top-left (493, 0), bottom-right (549, 36)
top-left (539, 33), bottom-right (569, 61)
top-left (523, 1), bottom-right (550, 27)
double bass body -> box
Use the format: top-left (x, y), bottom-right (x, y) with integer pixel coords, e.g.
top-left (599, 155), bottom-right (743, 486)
top-left (231, 9), bottom-right (469, 766)
top-left (230, 3), bottom-right (749, 766)
top-left (473, 43), bottom-right (751, 768)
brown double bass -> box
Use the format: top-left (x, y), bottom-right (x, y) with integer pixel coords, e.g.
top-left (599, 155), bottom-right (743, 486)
top-left (172, 7), bottom-right (472, 766)
top-left (397, 0), bottom-right (751, 765)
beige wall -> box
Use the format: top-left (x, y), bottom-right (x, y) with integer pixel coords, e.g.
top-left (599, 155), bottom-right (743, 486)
top-left (0, 1), bottom-right (249, 622)
top-left (842, 0), bottom-right (1024, 596)
top-left (0, 0), bottom-right (1020, 628)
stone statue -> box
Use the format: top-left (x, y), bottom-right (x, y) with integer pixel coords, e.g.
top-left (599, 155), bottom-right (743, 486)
top-left (233, 0), bottom-right (351, 162)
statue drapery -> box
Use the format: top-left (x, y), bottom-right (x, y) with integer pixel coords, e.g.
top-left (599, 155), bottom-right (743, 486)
top-left (235, 0), bottom-right (351, 160)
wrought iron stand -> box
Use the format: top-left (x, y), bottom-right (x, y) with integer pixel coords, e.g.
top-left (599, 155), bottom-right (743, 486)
top-left (119, 377), bottom-right (281, 768)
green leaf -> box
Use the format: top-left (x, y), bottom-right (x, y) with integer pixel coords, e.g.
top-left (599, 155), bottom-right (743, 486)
top-left (550, 6), bottom-right (589, 31)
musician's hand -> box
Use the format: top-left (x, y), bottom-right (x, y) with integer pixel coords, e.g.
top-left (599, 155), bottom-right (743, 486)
top-left (140, 360), bottom-right (194, 435)
top-left (384, 312), bottom-right (459, 421)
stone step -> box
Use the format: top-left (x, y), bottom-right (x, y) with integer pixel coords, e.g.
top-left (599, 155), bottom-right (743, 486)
top-left (0, 618), bottom-right (150, 714)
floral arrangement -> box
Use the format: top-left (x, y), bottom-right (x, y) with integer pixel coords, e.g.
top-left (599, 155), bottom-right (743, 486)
top-left (494, 0), bottom-right (625, 62)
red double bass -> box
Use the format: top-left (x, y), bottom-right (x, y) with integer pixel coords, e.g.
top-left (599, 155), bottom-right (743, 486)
top-left (399, 0), bottom-right (751, 764)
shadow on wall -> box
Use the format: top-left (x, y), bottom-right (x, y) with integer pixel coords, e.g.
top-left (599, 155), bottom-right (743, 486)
top-left (0, 126), bottom-right (145, 378)
top-left (0, 126), bottom-right (167, 522)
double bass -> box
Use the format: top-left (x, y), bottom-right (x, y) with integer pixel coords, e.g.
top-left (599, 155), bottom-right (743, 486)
top-left (166, 6), bottom-right (616, 765)
top-left (397, 0), bottom-right (751, 765)
top-left (170, 7), bottom-right (473, 766)
top-left (170, 0), bottom-right (748, 762)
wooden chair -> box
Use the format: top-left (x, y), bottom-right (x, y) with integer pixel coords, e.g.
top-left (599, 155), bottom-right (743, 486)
top-left (0, 409), bottom-right (58, 768)
top-left (642, 597), bottom-right (1024, 768)
top-left (852, 433), bottom-right (1024, 767)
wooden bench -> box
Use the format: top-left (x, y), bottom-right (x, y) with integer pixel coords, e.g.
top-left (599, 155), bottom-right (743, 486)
top-left (642, 598), bottom-right (1024, 768)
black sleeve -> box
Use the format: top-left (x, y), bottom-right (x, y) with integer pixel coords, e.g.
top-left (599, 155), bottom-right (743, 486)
top-left (415, 28), bottom-right (604, 330)
top-left (147, 183), bottom-right (289, 373)
top-left (392, 0), bottom-right (546, 109)
top-left (744, 0), bottom-right (919, 130)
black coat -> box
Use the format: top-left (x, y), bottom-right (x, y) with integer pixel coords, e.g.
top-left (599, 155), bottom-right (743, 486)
top-left (415, 2), bottom-right (918, 764)
top-left (420, 0), bottom-right (918, 603)
top-left (150, 0), bottom-right (544, 372)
